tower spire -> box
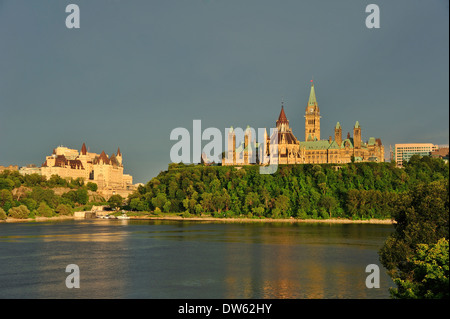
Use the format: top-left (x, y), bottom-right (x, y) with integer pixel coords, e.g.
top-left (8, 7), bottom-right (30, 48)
top-left (304, 79), bottom-right (321, 141)
top-left (308, 80), bottom-right (317, 107)
top-left (277, 101), bottom-right (288, 125)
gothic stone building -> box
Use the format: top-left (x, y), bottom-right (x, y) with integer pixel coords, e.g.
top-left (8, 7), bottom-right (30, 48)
top-left (223, 82), bottom-right (385, 166)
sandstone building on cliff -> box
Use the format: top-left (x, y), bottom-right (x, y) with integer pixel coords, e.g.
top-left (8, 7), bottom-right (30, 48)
top-left (20, 144), bottom-right (135, 199)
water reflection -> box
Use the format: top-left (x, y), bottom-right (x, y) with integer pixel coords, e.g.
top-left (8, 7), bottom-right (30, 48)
top-left (0, 220), bottom-right (394, 298)
top-left (219, 223), bottom-right (394, 299)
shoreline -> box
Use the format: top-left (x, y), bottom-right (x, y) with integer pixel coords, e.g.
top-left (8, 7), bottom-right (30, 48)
top-left (133, 216), bottom-right (395, 224)
top-left (1, 214), bottom-right (395, 224)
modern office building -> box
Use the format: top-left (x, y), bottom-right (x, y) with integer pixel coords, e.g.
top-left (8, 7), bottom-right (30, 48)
top-left (393, 143), bottom-right (438, 167)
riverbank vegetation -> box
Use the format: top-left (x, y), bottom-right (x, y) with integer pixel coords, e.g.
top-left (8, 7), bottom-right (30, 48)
top-left (0, 173), bottom-right (106, 220)
top-left (126, 155), bottom-right (448, 220)
top-left (379, 178), bottom-right (449, 298)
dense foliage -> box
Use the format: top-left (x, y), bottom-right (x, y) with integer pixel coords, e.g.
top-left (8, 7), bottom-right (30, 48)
top-left (127, 155), bottom-right (448, 219)
top-left (0, 171), bottom-right (102, 219)
top-left (379, 177), bottom-right (449, 298)
top-left (389, 238), bottom-right (449, 299)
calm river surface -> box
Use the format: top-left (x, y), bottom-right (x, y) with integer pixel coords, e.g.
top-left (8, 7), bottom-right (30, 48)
top-left (0, 219), bottom-right (394, 299)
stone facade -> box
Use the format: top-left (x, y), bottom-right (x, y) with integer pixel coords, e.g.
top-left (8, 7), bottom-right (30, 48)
top-left (223, 82), bottom-right (385, 166)
top-left (24, 144), bottom-right (135, 199)
top-left (0, 165), bottom-right (18, 173)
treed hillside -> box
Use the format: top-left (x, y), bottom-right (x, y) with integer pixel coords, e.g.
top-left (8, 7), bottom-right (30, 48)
top-left (0, 174), bottom-right (103, 219)
top-left (127, 155), bottom-right (449, 219)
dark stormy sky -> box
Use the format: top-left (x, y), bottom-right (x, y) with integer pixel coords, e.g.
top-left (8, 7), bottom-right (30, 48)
top-left (0, 0), bottom-right (448, 183)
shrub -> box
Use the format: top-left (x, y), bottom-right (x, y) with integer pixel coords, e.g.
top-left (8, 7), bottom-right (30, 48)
top-left (182, 211), bottom-right (191, 218)
top-left (55, 204), bottom-right (72, 215)
top-left (37, 202), bottom-right (54, 217)
top-left (8, 205), bottom-right (30, 219)
top-left (0, 207), bottom-right (7, 220)
top-left (86, 182), bottom-right (98, 192)
top-left (20, 198), bottom-right (37, 212)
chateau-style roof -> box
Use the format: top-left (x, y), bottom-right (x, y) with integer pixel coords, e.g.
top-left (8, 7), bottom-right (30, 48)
top-left (110, 153), bottom-right (120, 166)
top-left (68, 159), bottom-right (84, 169)
top-left (42, 154), bottom-right (84, 169)
top-left (95, 150), bottom-right (110, 165)
top-left (117, 147), bottom-right (122, 156)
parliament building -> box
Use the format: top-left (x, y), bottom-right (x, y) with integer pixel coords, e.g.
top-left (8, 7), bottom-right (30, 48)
top-left (222, 81), bottom-right (385, 166)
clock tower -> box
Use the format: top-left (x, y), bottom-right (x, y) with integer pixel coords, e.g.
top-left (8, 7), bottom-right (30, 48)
top-left (304, 81), bottom-right (321, 141)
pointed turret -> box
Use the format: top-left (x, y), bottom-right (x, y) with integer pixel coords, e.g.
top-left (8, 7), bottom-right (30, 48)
top-left (116, 147), bottom-right (123, 165)
top-left (277, 103), bottom-right (289, 125)
top-left (276, 102), bottom-right (290, 134)
top-left (98, 150), bottom-right (109, 164)
top-left (81, 143), bottom-right (87, 155)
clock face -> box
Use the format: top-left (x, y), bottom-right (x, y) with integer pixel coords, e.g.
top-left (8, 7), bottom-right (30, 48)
top-left (310, 107), bottom-right (314, 112)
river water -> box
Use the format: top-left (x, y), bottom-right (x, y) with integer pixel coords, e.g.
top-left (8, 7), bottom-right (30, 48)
top-left (0, 219), bottom-right (394, 299)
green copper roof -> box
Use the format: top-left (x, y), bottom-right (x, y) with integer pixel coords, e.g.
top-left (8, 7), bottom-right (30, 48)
top-left (299, 140), bottom-right (334, 150)
top-left (328, 140), bottom-right (340, 149)
top-left (308, 84), bottom-right (317, 107)
top-left (368, 137), bottom-right (376, 146)
top-left (355, 121), bottom-right (360, 128)
top-left (339, 138), bottom-right (354, 148)
top-left (335, 122), bottom-right (341, 129)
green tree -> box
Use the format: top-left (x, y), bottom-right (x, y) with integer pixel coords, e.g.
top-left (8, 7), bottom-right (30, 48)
top-left (76, 188), bottom-right (89, 205)
top-left (108, 194), bottom-right (124, 211)
top-left (86, 182), bottom-right (98, 192)
top-left (379, 179), bottom-right (449, 298)
top-left (55, 204), bottom-right (72, 215)
top-left (0, 178), bottom-right (15, 190)
top-left (29, 187), bottom-right (58, 208)
top-left (8, 205), bottom-right (30, 219)
top-left (24, 174), bottom-right (46, 187)
top-left (130, 198), bottom-right (149, 211)
top-left (151, 192), bottom-right (167, 210)
top-left (319, 195), bottom-right (338, 218)
top-left (69, 177), bottom-right (84, 188)
top-left (0, 189), bottom-right (14, 211)
top-left (20, 198), bottom-right (37, 212)
top-left (163, 200), bottom-right (171, 213)
top-left (390, 238), bottom-right (449, 299)
top-left (273, 195), bottom-right (290, 217)
top-left (37, 202), bottom-right (54, 217)
top-left (48, 175), bottom-right (68, 187)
